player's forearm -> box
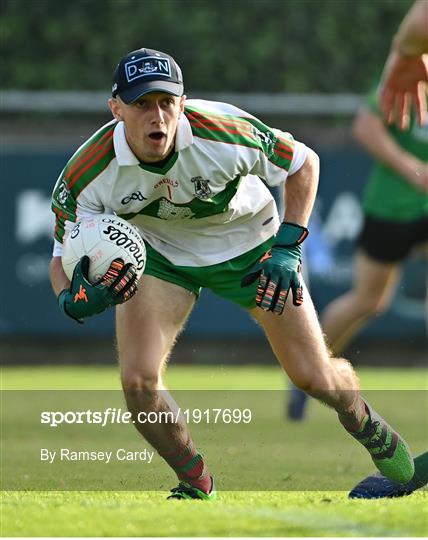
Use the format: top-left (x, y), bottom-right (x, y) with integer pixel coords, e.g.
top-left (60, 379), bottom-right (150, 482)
top-left (283, 148), bottom-right (319, 227)
top-left (392, 0), bottom-right (428, 56)
top-left (353, 109), bottom-right (425, 183)
top-left (49, 256), bottom-right (71, 297)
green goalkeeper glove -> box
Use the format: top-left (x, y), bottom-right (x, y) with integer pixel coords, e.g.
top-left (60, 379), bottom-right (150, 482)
top-left (58, 256), bottom-right (138, 323)
top-left (241, 222), bottom-right (309, 315)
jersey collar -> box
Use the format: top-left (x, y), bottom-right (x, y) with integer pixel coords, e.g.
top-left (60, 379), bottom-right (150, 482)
top-left (113, 122), bottom-right (140, 166)
top-left (175, 113), bottom-right (193, 151)
top-left (113, 114), bottom-right (193, 167)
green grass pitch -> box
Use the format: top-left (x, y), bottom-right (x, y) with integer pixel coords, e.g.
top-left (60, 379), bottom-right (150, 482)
top-left (1, 364), bottom-right (427, 537)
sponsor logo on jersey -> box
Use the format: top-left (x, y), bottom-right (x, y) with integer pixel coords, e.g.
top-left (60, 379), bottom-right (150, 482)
top-left (154, 178), bottom-right (179, 189)
top-left (125, 57), bottom-right (171, 83)
top-left (191, 176), bottom-right (212, 200)
top-left (121, 191), bottom-right (147, 205)
top-left (154, 178), bottom-right (179, 200)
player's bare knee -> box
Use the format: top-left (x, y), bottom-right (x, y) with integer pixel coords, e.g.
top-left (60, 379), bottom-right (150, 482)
top-left (121, 370), bottom-right (161, 393)
top-left (330, 357), bottom-right (360, 391)
top-left (292, 366), bottom-right (336, 396)
top-left (304, 374), bottom-right (336, 397)
top-left (333, 356), bottom-right (355, 376)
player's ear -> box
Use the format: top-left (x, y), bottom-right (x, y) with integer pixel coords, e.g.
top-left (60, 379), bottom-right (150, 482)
top-left (179, 95), bottom-right (186, 114)
top-left (108, 98), bottom-right (123, 121)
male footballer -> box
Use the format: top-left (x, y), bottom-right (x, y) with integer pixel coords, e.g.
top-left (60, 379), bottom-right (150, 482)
top-left (50, 48), bottom-right (415, 500)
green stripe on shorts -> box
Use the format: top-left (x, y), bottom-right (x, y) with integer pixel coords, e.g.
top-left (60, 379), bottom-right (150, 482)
top-left (144, 238), bottom-right (274, 309)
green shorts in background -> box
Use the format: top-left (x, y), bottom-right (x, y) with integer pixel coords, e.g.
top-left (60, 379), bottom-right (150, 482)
top-left (144, 238), bottom-right (274, 309)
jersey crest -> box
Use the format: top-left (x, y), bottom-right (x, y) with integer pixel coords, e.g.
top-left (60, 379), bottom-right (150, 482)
top-left (191, 176), bottom-right (212, 200)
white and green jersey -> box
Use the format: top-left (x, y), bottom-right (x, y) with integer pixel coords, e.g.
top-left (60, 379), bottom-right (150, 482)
top-left (52, 99), bottom-right (307, 266)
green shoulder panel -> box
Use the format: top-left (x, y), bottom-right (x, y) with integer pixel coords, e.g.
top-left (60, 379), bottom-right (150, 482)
top-left (52, 122), bottom-right (117, 243)
top-left (63, 122), bottom-right (116, 197)
top-left (185, 105), bottom-right (264, 150)
top-left (185, 105), bottom-right (294, 172)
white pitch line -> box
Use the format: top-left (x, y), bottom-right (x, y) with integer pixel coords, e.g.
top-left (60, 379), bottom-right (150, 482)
top-left (214, 505), bottom-right (404, 537)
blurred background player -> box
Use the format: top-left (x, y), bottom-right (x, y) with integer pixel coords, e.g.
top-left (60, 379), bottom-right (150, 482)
top-left (321, 80), bottom-right (427, 355)
top-left (288, 0), bottom-right (428, 496)
top-left (288, 73), bottom-right (428, 492)
top-left (348, 0), bottom-right (428, 499)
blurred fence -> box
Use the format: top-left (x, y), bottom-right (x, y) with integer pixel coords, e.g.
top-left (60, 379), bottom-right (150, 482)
top-left (1, 91), bottom-right (364, 115)
top-left (1, 92), bottom-right (426, 363)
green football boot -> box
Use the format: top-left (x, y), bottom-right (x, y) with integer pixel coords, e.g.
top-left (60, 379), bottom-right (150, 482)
top-left (167, 477), bottom-right (217, 501)
top-left (347, 400), bottom-right (415, 484)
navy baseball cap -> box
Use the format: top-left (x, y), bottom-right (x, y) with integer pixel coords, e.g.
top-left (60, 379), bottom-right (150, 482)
top-left (112, 48), bottom-right (184, 104)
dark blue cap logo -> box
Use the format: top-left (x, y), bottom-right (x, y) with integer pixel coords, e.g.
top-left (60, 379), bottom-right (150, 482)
top-left (125, 57), bottom-right (172, 83)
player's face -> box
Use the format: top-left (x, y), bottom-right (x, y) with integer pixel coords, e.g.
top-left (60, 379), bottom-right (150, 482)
top-left (109, 93), bottom-right (185, 163)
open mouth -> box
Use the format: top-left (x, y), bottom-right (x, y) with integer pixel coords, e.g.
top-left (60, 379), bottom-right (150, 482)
top-left (148, 132), bottom-right (166, 141)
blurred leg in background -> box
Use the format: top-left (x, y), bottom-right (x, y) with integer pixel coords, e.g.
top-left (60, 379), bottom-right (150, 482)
top-left (321, 249), bottom-right (401, 356)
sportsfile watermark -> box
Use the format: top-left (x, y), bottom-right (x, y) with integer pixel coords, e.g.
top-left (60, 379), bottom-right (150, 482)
top-left (1, 390), bottom-right (426, 491)
top-left (40, 407), bottom-right (253, 427)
